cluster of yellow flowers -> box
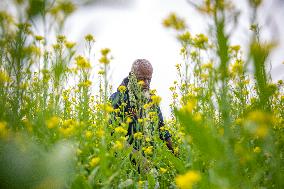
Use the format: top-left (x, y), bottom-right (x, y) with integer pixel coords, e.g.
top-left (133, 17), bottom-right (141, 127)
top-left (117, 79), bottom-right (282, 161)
top-left (175, 170), bottom-right (201, 189)
top-left (163, 13), bottom-right (186, 31)
top-left (99, 48), bottom-right (111, 64)
top-left (75, 55), bottom-right (91, 69)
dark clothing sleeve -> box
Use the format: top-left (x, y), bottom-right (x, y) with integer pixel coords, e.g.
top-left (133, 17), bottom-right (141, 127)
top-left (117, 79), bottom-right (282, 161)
top-left (109, 90), bottom-right (171, 142)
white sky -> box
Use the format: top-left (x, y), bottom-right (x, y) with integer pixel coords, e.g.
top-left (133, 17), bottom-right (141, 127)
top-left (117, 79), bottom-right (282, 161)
top-left (61, 0), bottom-right (284, 118)
top-left (3, 0), bottom-right (282, 118)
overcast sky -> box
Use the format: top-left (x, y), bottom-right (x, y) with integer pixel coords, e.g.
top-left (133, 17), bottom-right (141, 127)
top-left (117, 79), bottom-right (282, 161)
top-left (2, 0), bottom-right (282, 118)
top-left (59, 0), bottom-right (284, 118)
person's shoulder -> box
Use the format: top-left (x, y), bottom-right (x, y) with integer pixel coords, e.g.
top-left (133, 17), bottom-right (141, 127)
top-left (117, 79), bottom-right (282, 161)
top-left (110, 91), bottom-right (120, 101)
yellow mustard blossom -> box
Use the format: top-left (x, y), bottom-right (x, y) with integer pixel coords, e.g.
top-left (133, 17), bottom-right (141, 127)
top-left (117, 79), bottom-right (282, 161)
top-left (96, 129), bottom-right (105, 137)
top-left (85, 131), bottom-right (93, 138)
top-left (160, 167), bottom-right (167, 174)
top-left (137, 80), bottom-right (145, 86)
top-left (201, 62), bottom-right (213, 70)
top-left (99, 56), bottom-right (110, 64)
top-left (35, 35), bottom-right (44, 41)
top-left (113, 140), bottom-right (124, 150)
top-left (142, 146), bottom-right (153, 155)
top-left (101, 48), bottom-right (110, 56)
top-left (90, 157), bottom-right (100, 167)
top-left (0, 121), bottom-right (9, 138)
top-left (65, 41), bottom-right (76, 49)
top-left (178, 31), bottom-right (191, 43)
top-left (193, 34), bottom-right (208, 49)
top-left (163, 13), bottom-right (186, 31)
top-left (138, 119), bottom-right (143, 124)
top-left (46, 116), bottom-right (61, 129)
top-left (193, 113), bottom-right (202, 122)
top-left (0, 70), bottom-right (11, 84)
top-left (78, 80), bottom-right (92, 87)
top-left (175, 170), bottom-right (201, 189)
top-left (143, 103), bottom-right (150, 110)
top-left (174, 147), bottom-right (179, 155)
top-left (255, 125), bottom-right (268, 138)
top-left (180, 100), bottom-right (196, 113)
top-left (145, 137), bottom-right (151, 142)
top-left (138, 180), bottom-right (144, 188)
top-left (230, 45), bottom-right (241, 52)
top-left (98, 70), bottom-right (105, 75)
top-left (56, 35), bottom-right (66, 43)
top-left (134, 132), bottom-right (143, 139)
top-left (253, 146), bottom-right (261, 153)
top-left (105, 105), bottom-right (114, 113)
top-left (151, 95), bottom-right (161, 105)
top-left (115, 126), bottom-right (128, 135)
top-left (85, 34), bottom-right (95, 42)
top-left (59, 126), bottom-right (74, 137)
top-left (118, 85), bottom-right (127, 93)
top-left (126, 117), bottom-right (132, 124)
top-left (63, 119), bottom-right (78, 128)
top-left (75, 55), bottom-right (91, 69)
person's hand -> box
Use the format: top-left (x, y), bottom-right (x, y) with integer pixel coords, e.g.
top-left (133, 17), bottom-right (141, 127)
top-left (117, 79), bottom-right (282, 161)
top-left (128, 108), bottom-right (138, 119)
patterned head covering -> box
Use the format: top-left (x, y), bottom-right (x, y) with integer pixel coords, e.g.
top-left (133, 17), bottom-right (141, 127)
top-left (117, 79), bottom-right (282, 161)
top-left (131, 59), bottom-right (153, 78)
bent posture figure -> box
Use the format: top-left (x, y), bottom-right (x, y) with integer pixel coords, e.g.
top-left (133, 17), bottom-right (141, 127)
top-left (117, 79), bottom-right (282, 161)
top-left (110, 59), bottom-right (174, 167)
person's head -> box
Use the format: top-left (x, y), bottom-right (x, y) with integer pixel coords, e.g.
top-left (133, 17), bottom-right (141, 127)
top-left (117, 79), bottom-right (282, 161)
top-left (131, 59), bottom-right (153, 90)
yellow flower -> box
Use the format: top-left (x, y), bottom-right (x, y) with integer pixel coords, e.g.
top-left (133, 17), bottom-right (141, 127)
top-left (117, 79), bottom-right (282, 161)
top-left (163, 13), bottom-right (186, 31)
top-left (35, 35), bottom-right (44, 41)
top-left (78, 80), bottom-right (92, 87)
top-left (85, 34), bottom-right (95, 42)
top-left (145, 137), bottom-right (151, 142)
top-left (65, 41), bottom-right (76, 49)
top-left (175, 170), bottom-right (201, 189)
top-left (90, 157), bottom-right (100, 167)
top-left (178, 31), bottom-right (191, 43)
top-left (143, 103), bottom-right (150, 110)
top-left (0, 121), bottom-right (9, 138)
top-left (180, 100), bottom-right (196, 113)
top-left (99, 56), bottom-right (110, 64)
top-left (85, 131), bottom-right (93, 138)
top-left (105, 105), bottom-right (114, 113)
top-left (253, 146), bottom-right (261, 153)
top-left (75, 55), bottom-right (91, 69)
top-left (142, 146), bottom-right (153, 155)
top-left (126, 117), bottom-right (132, 124)
top-left (201, 62), bottom-right (213, 70)
top-left (134, 132), bottom-right (143, 139)
top-left (137, 80), bottom-right (144, 86)
top-left (114, 126), bottom-right (127, 135)
top-left (57, 35), bottom-right (66, 43)
top-left (193, 113), bottom-right (202, 122)
top-left (113, 140), bottom-right (124, 150)
top-left (98, 70), bottom-right (105, 75)
top-left (174, 147), bottom-right (179, 155)
top-left (0, 70), bottom-right (11, 84)
top-left (96, 129), bottom-right (105, 137)
top-left (230, 45), bottom-right (241, 52)
top-left (151, 95), bottom-right (161, 105)
top-left (59, 127), bottom-right (74, 137)
top-left (255, 125), bottom-right (268, 138)
top-left (46, 116), bottom-right (61, 129)
top-left (118, 85), bottom-right (127, 93)
top-left (160, 167), bottom-right (167, 174)
top-left (101, 48), bottom-right (110, 56)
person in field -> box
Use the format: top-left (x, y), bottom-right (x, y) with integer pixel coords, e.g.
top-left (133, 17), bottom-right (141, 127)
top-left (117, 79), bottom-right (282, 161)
top-left (109, 59), bottom-right (174, 171)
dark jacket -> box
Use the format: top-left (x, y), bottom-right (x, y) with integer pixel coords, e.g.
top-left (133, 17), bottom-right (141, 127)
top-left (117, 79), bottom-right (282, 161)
top-left (109, 76), bottom-right (171, 149)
